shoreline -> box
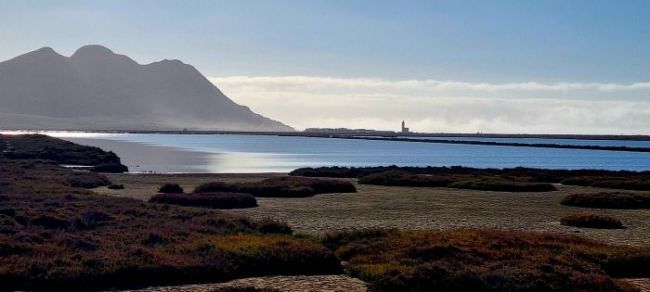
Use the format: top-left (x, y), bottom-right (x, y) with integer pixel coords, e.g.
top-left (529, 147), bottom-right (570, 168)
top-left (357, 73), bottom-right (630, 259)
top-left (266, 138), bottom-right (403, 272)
top-left (4, 128), bottom-right (650, 141)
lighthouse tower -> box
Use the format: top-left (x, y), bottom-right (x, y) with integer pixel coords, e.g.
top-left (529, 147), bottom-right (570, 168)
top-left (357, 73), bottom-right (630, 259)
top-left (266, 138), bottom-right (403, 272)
top-left (401, 120), bottom-right (410, 134)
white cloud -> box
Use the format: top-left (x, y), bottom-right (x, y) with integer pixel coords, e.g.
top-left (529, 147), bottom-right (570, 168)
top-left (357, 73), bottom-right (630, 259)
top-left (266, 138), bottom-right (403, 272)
top-left (209, 76), bottom-right (650, 134)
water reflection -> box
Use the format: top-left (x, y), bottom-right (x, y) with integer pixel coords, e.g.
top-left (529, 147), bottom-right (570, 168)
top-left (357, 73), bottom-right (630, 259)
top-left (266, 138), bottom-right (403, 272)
top-left (33, 133), bottom-right (650, 173)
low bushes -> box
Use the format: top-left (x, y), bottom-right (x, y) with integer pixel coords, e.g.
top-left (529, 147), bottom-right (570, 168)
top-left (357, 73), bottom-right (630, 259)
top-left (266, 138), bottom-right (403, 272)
top-left (194, 177), bottom-right (356, 198)
top-left (0, 173), bottom-right (340, 290)
top-left (561, 192), bottom-right (650, 209)
top-left (562, 177), bottom-right (650, 191)
top-left (65, 172), bottom-right (111, 188)
top-left (448, 179), bottom-right (557, 192)
top-left (291, 166), bottom-right (650, 181)
top-left (560, 213), bottom-right (624, 229)
top-left (158, 183), bottom-right (184, 194)
top-left (108, 184), bottom-right (125, 190)
top-left (255, 218), bottom-right (293, 234)
top-left (293, 166), bottom-right (650, 191)
top-left (358, 171), bottom-right (452, 187)
top-left (323, 229), bottom-right (646, 291)
top-left (0, 145), bottom-right (341, 290)
top-left (150, 192), bottom-right (258, 209)
top-left (358, 171), bottom-right (556, 192)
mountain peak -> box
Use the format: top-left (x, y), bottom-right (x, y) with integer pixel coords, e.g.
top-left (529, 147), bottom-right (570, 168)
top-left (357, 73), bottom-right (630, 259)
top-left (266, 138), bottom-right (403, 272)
top-left (71, 45), bottom-right (116, 59)
top-left (0, 45), bottom-right (294, 132)
top-left (27, 46), bottom-right (63, 58)
top-left (3, 47), bottom-right (65, 64)
top-left (36, 46), bottom-right (57, 54)
top-left (70, 45), bottom-right (138, 67)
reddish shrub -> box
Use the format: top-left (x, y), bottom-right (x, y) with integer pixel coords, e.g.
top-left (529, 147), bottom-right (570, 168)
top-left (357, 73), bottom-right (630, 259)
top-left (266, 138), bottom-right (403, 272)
top-left (324, 229), bottom-right (646, 291)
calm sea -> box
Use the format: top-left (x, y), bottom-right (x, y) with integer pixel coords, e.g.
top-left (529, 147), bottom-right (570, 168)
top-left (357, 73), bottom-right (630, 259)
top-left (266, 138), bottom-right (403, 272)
top-left (37, 132), bottom-right (650, 173)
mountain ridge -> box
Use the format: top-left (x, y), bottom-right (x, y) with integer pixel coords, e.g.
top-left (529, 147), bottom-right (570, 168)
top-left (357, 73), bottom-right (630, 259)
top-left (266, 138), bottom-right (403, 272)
top-left (0, 45), bottom-right (293, 132)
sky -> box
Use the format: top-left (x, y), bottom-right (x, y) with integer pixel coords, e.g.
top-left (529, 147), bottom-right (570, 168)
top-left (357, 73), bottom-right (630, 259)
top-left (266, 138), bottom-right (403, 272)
top-left (1, 0), bottom-right (649, 134)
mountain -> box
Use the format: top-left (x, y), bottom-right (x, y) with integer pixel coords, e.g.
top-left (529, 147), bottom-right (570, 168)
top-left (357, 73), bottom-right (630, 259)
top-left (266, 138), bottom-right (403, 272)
top-left (0, 45), bottom-right (293, 132)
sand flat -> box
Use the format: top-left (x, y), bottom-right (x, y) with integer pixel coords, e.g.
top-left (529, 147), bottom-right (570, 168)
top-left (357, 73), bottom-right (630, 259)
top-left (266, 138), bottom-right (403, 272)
top-left (98, 173), bottom-right (650, 246)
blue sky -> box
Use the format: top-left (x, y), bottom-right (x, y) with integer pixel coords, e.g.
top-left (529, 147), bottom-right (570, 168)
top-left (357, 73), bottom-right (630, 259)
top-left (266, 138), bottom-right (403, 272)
top-left (1, 1), bottom-right (650, 133)
top-left (2, 0), bottom-right (649, 82)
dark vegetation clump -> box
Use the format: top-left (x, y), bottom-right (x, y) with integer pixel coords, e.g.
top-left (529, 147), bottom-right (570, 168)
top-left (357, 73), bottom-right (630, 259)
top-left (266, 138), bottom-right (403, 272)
top-left (560, 213), bottom-right (624, 229)
top-left (0, 140), bottom-right (341, 291)
top-left (0, 134), bottom-right (128, 172)
top-left (65, 172), bottom-right (112, 188)
top-left (91, 162), bottom-right (129, 173)
top-left (357, 170), bottom-right (556, 192)
top-left (561, 192), bottom-right (650, 209)
top-left (291, 165), bottom-right (650, 181)
top-left (107, 184), bottom-right (125, 190)
top-left (150, 192), bottom-right (258, 209)
top-left (562, 177), bottom-right (650, 191)
top-left (323, 229), bottom-right (648, 291)
top-left (158, 183), bottom-right (184, 194)
top-left (293, 166), bottom-right (650, 192)
top-left (358, 171), bottom-right (452, 187)
top-left (194, 176), bottom-right (356, 197)
top-left (254, 218), bottom-right (293, 234)
top-left (448, 179), bottom-right (557, 192)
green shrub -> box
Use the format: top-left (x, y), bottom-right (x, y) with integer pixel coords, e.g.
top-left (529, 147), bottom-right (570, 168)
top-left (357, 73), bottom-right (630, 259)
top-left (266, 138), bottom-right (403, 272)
top-left (560, 192), bottom-right (650, 209)
top-left (158, 183), bottom-right (184, 194)
top-left (560, 213), bottom-right (624, 229)
top-left (149, 192), bottom-right (258, 209)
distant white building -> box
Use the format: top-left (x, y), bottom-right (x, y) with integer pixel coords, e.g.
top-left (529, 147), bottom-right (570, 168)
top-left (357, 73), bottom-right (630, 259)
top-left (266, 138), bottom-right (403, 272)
top-left (401, 120), bottom-right (410, 134)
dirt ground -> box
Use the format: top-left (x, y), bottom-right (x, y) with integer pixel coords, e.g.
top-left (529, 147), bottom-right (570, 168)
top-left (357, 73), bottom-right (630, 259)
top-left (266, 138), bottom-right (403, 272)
top-left (99, 173), bottom-right (650, 246)
top-left (125, 275), bottom-right (367, 292)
